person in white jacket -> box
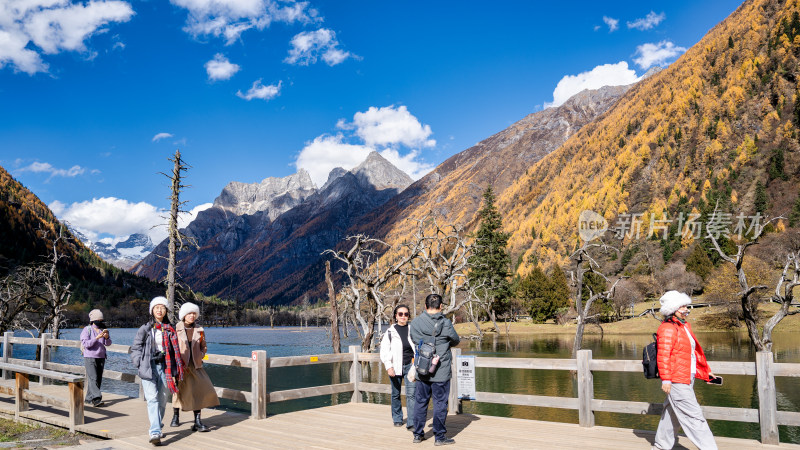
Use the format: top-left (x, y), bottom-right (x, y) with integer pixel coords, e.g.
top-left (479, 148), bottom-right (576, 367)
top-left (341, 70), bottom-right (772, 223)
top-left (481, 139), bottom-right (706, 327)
top-left (380, 304), bottom-right (417, 429)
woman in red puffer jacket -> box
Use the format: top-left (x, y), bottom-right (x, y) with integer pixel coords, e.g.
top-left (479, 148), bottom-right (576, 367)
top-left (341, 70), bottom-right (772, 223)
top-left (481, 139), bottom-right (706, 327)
top-left (652, 291), bottom-right (718, 450)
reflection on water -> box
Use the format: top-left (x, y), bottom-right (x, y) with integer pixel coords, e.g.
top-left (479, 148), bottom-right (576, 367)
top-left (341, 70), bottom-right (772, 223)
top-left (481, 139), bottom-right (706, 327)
top-left (449, 332), bottom-right (800, 444)
top-left (3, 327), bottom-right (799, 443)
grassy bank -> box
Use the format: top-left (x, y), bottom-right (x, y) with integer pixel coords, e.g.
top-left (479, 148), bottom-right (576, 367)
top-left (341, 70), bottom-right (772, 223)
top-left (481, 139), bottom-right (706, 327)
top-left (454, 302), bottom-right (800, 336)
top-left (0, 417), bottom-right (97, 448)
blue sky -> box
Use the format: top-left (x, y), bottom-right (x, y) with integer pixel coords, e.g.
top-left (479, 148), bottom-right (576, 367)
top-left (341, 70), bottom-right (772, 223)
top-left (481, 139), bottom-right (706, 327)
top-left (0, 0), bottom-right (743, 244)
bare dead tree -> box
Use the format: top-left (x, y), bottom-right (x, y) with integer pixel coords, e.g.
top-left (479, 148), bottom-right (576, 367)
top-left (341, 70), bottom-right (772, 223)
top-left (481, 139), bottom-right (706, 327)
top-left (0, 265), bottom-right (39, 335)
top-left (761, 248), bottom-right (800, 350)
top-left (462, 279), bottom-right (487, 339)
top-left (411, 215), bottom-right (476, 315)
top-left (326, 261), bottom-right (341, 353)
top-left (158, 149), bottom-right (193, 321)
top-left (34, 226), bottom-right (73, 339)
top-left (324, 235), bottom-right (421, 351)
top-left (570, 240), bottom-right (620, 357)
top-left (706, 212), bottom-right (784, 351)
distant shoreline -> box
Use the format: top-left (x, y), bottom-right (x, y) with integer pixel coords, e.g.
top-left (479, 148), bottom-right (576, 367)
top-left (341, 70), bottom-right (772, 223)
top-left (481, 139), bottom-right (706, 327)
top-left (453, 303), bottom-right (800, 336)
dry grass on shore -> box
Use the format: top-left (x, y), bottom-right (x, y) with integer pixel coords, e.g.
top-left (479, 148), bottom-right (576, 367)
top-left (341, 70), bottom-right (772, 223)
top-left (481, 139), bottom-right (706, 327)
top-left (454, 302), bottom-right (800, 336)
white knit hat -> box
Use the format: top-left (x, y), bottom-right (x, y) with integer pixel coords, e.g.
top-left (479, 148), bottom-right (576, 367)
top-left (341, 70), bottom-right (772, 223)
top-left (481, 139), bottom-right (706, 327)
top-left (88, 309), bottom-right (104, 322)
top-left (659, 290), bottom-right (692, 317)
top-left (179, 302), bottom-right (200, 321)
top-left (149, 296), bottom-right (169, 315)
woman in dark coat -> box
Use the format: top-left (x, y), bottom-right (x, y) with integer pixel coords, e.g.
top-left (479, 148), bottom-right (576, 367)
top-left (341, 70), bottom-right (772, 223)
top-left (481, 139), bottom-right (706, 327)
top-left (130, 297), bottom-right (184, 446)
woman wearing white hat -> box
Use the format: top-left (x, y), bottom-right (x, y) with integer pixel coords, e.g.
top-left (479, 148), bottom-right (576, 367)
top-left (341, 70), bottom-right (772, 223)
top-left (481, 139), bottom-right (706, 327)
top-left (169, 302), bottom-right (219, 432)
top-left (130, 297), bottom-right (185, 446)
top-left (80, 309), bottom-right (111, 407)
top-left (653, 291), bottom-right (718, 450)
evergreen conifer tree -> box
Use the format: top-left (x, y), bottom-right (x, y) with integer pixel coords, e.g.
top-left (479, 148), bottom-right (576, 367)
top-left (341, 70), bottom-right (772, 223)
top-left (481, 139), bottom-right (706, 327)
top-left (790, 190), bottom-right (800, 227)
top-left (754, 180), bottom-right (768, 215)
top-left (468, 186), bottom-right (512, 328)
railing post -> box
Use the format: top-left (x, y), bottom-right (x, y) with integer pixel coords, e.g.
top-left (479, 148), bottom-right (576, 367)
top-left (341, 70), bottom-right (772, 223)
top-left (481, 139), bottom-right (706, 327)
top-left (349, 345), bottom-right (362, 403)
top-left (251, 350), bottom-right (267, 420)
top-left (449, 347), bottom-right (461, 415)
top-left (577, 349), bottom-right (594, 427)
top-left (15, 372), bottom-right (29, 420)
top-left (40, 333), bottom-right (51, 386)
top-left (2, 332), bottom-right (13, 380)
top-left (68, 380), bottom-right (84, 433)
top-left (756, 351), bottom-right (779, 445)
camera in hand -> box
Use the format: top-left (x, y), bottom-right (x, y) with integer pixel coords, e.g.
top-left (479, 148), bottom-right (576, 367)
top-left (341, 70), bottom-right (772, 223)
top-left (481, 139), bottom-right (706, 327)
top-left (152, 351), bottom-right (166, 364)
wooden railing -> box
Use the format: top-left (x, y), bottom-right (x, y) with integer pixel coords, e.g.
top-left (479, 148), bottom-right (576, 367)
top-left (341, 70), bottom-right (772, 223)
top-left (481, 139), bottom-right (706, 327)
top-left (2, 332), bottom-right (800, 445)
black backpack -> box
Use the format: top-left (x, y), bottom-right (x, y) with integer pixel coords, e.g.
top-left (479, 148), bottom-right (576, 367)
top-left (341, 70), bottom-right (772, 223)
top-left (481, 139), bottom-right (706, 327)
top-left (415, 320), bottom-right (443, 377)
top-left (642, 333), bottom-right (659, 379)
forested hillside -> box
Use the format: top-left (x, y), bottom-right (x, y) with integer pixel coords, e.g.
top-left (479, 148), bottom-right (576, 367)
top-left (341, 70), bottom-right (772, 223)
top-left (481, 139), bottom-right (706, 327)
top-left (0, 165), bottom-right (164, 324)
top-left (499, 0), bottom-right (800, 275)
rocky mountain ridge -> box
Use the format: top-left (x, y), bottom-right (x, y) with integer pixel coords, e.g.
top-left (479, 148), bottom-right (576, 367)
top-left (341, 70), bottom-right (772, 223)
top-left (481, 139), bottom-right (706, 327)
top-left (133, 152), bottom-right (413, 303)
top-left (347, 82), bottom-right (636, 247)
top-left (213, 170), bottom-right (317, 219)
top-left (89, 233), bottom-right (155, 270)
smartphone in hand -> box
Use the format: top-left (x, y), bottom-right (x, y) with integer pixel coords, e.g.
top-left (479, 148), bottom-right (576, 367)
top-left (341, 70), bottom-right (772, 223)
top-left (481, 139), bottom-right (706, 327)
top-left (707, 376), bottom-right (723, 385)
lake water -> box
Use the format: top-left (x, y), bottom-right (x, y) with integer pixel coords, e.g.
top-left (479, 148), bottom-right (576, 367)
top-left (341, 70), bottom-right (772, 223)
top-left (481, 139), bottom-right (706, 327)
top-left (4, 326), bottom-right (800, 443)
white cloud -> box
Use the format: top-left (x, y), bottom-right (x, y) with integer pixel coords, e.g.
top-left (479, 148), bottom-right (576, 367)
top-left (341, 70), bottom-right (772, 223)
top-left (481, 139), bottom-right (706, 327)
top-left (295, 134), bottom-right (372, 187)
top-left (378, 148), bottom-right (433, 181)
top-left (627, 11), bottom-right (665, 31)
top-left (633, 40), bottom-right (687, 69)
top-left (0, 0), bottom-right (134, 74)
top-left (545, 61), bottom-right (640, 108)
top-left (344, 105), bottom-right (435, 148)
top-left (236, 79), bottom-right (281, 101)
top-left (294, 105), bottom-right (435, 186)
top-left (170, 0), bottom-right (317, 45)
top-left (17, 161), bottom-right (86, 180)
top-left (51, 197), bottom-right (163, 243)
top-left (602, 16), bottom-right (618, 32)
top-left (152, 132), bottom-right (173, 142)
top-left (50, 197), bottom-right (213, 244)
top-left (284, 28), bottom-right (354, 66)
top-left (205, 53), bottom-right (240, 80)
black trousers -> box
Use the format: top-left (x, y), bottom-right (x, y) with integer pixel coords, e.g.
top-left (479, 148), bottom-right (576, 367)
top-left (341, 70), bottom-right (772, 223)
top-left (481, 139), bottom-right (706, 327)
top-left (84, 357), bottom-right (105, 404)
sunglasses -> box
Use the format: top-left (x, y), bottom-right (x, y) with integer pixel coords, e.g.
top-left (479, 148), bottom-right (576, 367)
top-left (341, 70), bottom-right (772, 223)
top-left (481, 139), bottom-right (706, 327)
top-left (396, 312), bottom-right (410, 317)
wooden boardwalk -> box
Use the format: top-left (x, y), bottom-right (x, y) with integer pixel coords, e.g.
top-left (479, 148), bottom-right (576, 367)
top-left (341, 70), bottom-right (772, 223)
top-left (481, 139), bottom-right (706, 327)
top-left (0, 380), bottom-right (797, 450)
top-left (3, 335), bottom-right (800, 449)
top-left (61, 403), bottom-right (799, 449)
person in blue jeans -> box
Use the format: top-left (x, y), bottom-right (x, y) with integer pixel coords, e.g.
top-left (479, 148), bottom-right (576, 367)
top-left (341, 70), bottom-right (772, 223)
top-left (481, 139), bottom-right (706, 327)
top-left (410, 294), bottom-right (460, 446)
top-left (379, 304), bottom-right (416, 429)
top-left (130, 297), bottom-right (184, 446)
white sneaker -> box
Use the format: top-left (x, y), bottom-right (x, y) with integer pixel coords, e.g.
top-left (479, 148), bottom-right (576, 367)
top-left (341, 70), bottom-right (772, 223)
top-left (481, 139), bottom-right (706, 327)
top-left (149, 434), bottom-right (162, 446)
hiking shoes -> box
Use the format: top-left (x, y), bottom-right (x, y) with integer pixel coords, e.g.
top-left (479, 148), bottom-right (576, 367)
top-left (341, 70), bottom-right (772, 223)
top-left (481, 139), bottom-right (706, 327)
top-left (412, 435), bottom-right (426, 443)
top-left (435, 438), bottom-right (456, 446)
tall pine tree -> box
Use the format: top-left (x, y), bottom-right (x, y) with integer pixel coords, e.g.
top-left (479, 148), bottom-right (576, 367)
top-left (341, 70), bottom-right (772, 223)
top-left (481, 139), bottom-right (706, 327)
top-left (468, 186), bottom-right (512, 332)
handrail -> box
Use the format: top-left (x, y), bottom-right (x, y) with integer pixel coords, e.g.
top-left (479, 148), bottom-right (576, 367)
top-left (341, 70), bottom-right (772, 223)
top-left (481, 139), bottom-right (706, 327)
top-left (3, 332), bottom-right (800, 444)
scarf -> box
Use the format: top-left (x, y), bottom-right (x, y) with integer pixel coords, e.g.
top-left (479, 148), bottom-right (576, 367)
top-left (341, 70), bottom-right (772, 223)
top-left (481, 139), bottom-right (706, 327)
top-left (154, 323), bottom-right (184, 393)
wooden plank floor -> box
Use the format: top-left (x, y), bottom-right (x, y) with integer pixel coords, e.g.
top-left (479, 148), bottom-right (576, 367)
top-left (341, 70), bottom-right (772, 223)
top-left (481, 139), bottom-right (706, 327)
top-left (0, 379), bottom-right (235, 439)
top-left (2, 379), bottom-right (799, 449)
top-left (61, 403), bottom-right (800, 449)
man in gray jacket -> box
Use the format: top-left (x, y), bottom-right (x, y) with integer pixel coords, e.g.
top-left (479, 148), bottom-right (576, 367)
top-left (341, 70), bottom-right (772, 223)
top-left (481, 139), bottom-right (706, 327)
top-left (410, 294), bottom-right (460, 446)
